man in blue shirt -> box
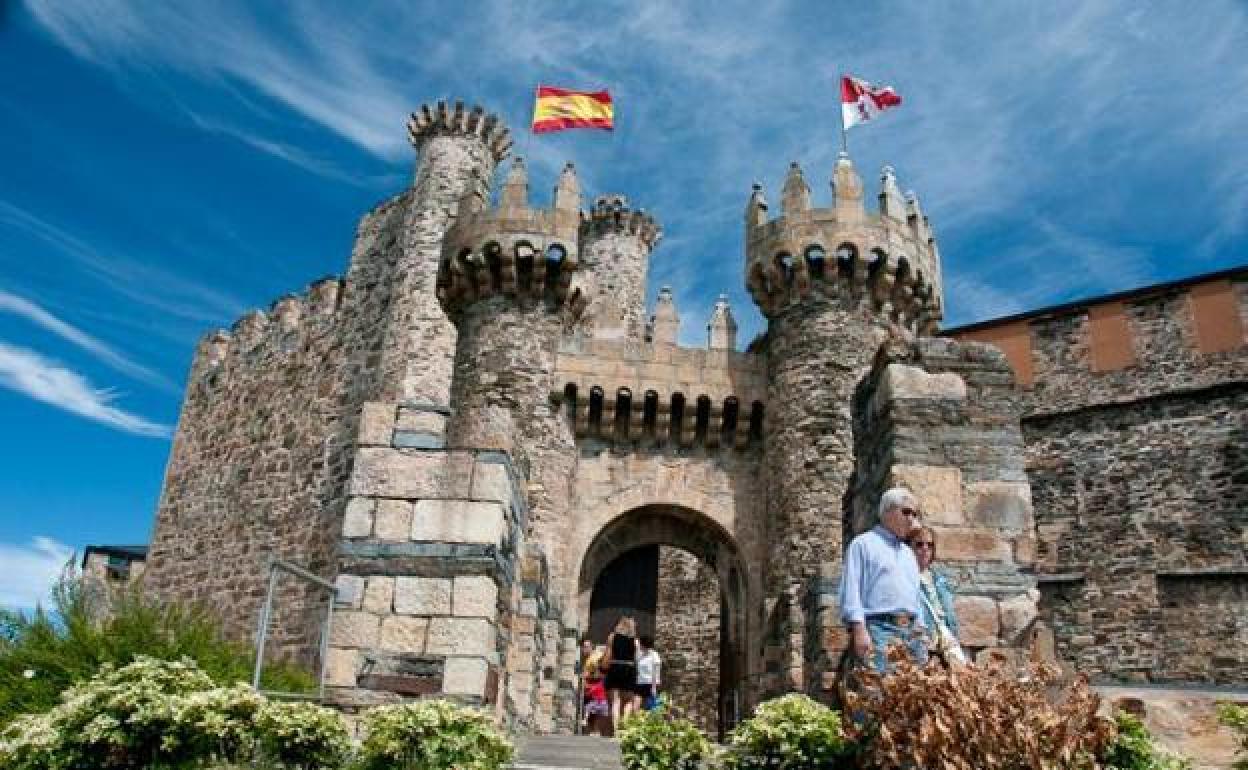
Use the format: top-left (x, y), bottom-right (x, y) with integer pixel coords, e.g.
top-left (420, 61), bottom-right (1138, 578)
top-left (839, 487), bottom-right (928, 672)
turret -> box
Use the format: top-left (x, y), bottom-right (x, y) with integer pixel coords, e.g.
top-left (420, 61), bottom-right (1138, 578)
top-left (744, 154), bottom-right (942, 333)
top-left (438, 156), bottom-right (589, 452)
top-left (374, 100), bottom-right (513, 408)
top-left (707, 294), bottom-right (738, 350)
top-left (745, 154), bottom-right (946, 693)
top-left (651, 286), bottom-right (680, 347)
top-left (579, 195), bottom-right (662, 341)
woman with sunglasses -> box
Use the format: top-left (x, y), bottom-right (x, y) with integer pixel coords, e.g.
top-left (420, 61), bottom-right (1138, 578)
top-left (908, 526), bottom-right (967, 667)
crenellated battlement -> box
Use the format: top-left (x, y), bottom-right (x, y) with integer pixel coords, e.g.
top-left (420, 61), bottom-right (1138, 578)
top-left (552, 336), bottom-right (765, 450)
top-left (580, 194), bottom-right (662, 249)
top-left (744, 154), bottom-right (942, 332)
top-left (406, 100), bottom-right (512, 162)
top-left (436, 159), bottom-right (592, 319)
top-left (193, 275), bottom-right (345, 383)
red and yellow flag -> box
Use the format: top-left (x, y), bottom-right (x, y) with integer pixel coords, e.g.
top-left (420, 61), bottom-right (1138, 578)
top-left (531, 86), bottom-right (613, 133)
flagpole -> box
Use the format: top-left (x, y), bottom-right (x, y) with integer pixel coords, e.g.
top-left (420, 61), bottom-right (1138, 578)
top-left (838, 74), bottom-right (849, 157)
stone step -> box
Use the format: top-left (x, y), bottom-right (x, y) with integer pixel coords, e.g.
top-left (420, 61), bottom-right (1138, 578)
top-left (512, 734), bottom-right (623, 769)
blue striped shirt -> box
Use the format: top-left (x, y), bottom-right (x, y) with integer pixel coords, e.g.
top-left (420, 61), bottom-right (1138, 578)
top-left (839, 525), bottom-right (925, 627)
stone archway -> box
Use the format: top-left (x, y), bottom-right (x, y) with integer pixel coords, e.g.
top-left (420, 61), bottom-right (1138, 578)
top-left (576, 505), bottom-right (751, 738)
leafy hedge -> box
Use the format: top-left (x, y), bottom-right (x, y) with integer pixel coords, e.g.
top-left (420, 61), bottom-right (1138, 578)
top-left (617, 706), bottom-right (713, 770)
top-left (724, 693), bottom-right (850, 769)
top-left (1219, 703), bottom-right (1248, 770)
top-left (355, 700), bottom-right (513, 770)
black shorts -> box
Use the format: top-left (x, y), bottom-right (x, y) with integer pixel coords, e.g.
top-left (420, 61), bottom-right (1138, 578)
top-left (633, 682), bottom-right (655, 697)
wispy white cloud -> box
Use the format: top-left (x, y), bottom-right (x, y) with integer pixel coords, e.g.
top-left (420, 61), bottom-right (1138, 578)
top-left (22, 0), bottom-right (1248, 337)
top-left (0, 288), bottom-right (176, 392)
top-left (0, 341), bottom-right (171, 437)
top-left (0, 536), bottom-right (75, 610)
top-left (0, 200), bottom-right (245, 325)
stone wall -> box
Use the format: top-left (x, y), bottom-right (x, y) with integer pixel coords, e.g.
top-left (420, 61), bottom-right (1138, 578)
top-left (655, 546), bottom-right (720, 735)
top-left (948, 269), bottom-right (1248, 684)
top-left (843, 337), bottom-right (1039, 686)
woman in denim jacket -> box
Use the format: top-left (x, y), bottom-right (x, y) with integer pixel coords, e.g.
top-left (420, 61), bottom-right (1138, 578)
top-left (908, 526), bottom-right (966, 666)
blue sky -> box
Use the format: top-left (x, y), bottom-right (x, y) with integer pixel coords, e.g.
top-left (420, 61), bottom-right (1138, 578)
top-left (1, 1), bottom-right (1245, 608)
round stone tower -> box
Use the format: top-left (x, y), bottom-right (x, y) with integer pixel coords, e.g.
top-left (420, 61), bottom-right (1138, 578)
top-left (579, 195), bottom-right (662, 341)
top-left (744, 154), bottom-right (943, 690)
top-left (377, 101), bottom-right (513, 407)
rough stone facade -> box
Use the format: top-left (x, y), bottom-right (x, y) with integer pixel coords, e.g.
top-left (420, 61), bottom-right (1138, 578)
top-left (947, 268), bottom-right (1248, 684)
top-left (144, 95), bottom-right (1244, 734)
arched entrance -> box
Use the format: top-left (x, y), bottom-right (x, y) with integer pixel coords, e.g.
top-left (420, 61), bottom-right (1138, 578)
top-left (576, 505), bottom-right (750, 738)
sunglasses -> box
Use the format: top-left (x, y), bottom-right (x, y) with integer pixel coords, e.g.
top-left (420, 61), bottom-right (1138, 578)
top-left (899, 507), bottom-right (923, 518)
top-left (910, 541), bottom-right (935, 549)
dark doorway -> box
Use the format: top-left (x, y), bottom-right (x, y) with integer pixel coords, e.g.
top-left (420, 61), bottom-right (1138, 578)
top-left (589, 544), bottom-right (658, 642)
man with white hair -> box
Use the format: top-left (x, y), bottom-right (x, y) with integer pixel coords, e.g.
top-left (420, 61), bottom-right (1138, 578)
top-left (838, 487), bottom-right (928, 672)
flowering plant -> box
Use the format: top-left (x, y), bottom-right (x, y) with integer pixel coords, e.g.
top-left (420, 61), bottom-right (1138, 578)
top-left (725, 693), bottom-right (850, 769)
top-left (617, 705), bottom-right (712, 770)
top-left (254, 699), bottom-right (353, 769)
top-left (355, 699), bottom-right (513, 770)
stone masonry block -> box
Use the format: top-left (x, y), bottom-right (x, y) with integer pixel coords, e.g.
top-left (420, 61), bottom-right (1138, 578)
top-left (325, 647), bottom-right (359, 687)
top-left (334, 574), bottom-right (365, 609)
top-left (330, 611), bottom-right (380, 648)
top-left (394, 577), bottom-right (452, 615)
top-left (362, 577), bottom-right (394, 614)
top-left (453, 576), bottom-right (499, 619)
top-left (889, 465), bottom-right (964, 526)
top-left (342, 498), bottom-right (374, 538)
top-left (443, 657), bottom-right (490, 697)
top-left (410, 500), bottom-right (506, 545)
top-left (935, 527), bottom-right (1012, 563)
top-left (357, 402), bottom-right (395, 446)
top-left (999, 590), bottom-right (1040, 643)
top-left (373, 499), bottom-right (414, 541)
top-left (966, 481), bottom-right (1033, 534)
top-left (470, 462), bottom-right (513, 505)
top-left (396, 408), bottom-right (448, 437)
top-left (426, 617), bottom-right (495, 656)
top-left (956, 596), bottom-right (1000, 647)
top-left (874, 363), bottom-right (967, 412)
top-left (349, 448), bottom-right (471, 499)
top-left (379, 616), bottom-right (428, 654)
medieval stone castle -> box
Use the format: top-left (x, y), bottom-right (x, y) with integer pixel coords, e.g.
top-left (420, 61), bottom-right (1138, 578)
top-left (141, 100), bottom-right (1247, 734)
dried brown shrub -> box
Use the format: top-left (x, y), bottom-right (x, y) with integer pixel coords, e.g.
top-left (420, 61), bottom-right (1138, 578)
top-left (840, 649), bottom-right (1117, 770)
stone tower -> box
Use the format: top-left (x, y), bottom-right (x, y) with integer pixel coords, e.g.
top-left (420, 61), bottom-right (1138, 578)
top-left (745, 155), bottom-right (943, 692)
top-left (579, 195), bottom-right (661, 341)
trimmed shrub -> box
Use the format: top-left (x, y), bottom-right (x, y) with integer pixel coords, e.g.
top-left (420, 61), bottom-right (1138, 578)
top-left (355, 700), bottom-right (513, 770)
top-left (726, 693), bottom-right (850, 769)
top-left (618, 706), bottom-right (713, 770)
top-left (253, 699), bottom-right (352, 769)
top-left (1217, 703), bottom-right (1248, 770)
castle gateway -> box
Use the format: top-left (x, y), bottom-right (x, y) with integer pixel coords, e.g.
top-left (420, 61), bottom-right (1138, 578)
top-left (144, 100), bottom-right (1247, 734)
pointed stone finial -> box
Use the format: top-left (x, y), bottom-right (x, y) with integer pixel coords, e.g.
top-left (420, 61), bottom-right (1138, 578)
top-left (905, 190), bottom-right (932, 242)
top-left (781, 162), bottom-right (812, 215)
top-left (651, 285), bottom-right (680, 346)
top-left (500, 157), bottom-right (528, 210)
top-left (708, 293), bottom-right (738, 350)
top-left (832, 153), bottom-right (864, 215)
top-left (553, 161), bottom-right (581, 213)
top-left (879, 165), bottom-right (906, 222)
top-left (745, 183), bottom-right (768, 228)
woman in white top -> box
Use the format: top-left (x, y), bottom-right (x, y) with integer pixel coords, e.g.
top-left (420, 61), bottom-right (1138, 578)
top-left (634, 635), bottom-right (662, 710)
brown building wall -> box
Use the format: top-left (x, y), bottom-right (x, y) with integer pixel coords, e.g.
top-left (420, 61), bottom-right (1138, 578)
top-left (949, 268), bottom-right (1248, 684)
top-left (654, 546), bottom-right (720, 736)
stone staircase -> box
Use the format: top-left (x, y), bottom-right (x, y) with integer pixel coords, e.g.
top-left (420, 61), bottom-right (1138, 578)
top-left (511, 734), bottom-right (623, 769)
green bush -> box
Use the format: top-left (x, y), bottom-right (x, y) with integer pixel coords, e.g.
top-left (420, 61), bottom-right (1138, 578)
top-left (355, 700), bottom-right (513, 770)
top-left (1217, 703), bottom-right (1248, 770)
top-left (0, 656), bottom-right (350, 770)
top-left (0, 568), bottom-right (314, 724)
top-left (726, 693), bottom-right (850, 769)
top-left (617, 706), bottom-right (712, 770)
top-left (254, 700), bottom-right (352, 769)
top-left (1102, 711), bottom-right (1192, 770)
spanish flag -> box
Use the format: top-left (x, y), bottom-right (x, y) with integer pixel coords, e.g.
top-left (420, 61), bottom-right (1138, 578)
top-left (531, 86), bottom-right (614, 133)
